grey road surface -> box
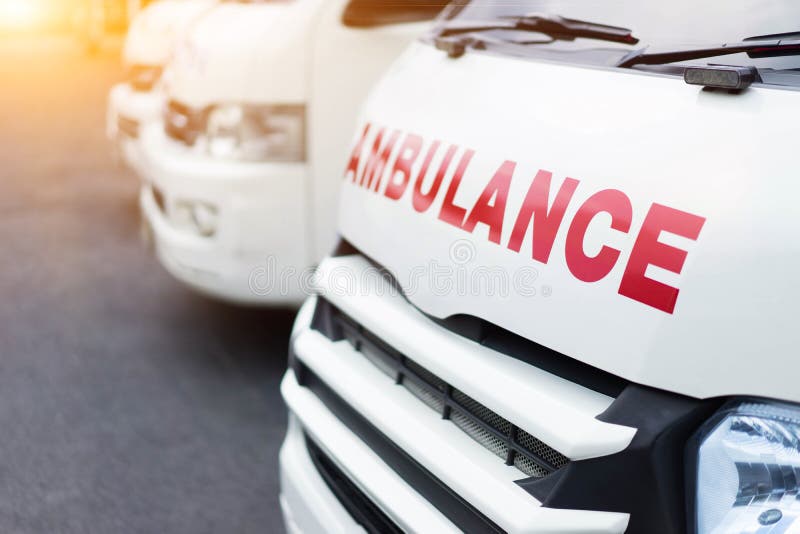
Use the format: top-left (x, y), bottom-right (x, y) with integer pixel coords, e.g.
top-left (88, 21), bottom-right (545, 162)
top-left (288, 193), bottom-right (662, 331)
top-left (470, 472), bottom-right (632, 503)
top-left (0, 38), bottom-right (290, 533)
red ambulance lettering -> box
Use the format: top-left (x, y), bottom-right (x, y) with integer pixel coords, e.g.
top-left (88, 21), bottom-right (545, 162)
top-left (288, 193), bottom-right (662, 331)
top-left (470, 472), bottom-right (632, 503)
top-left (362, 129), bottom-right (399, 191)
top-left (462, 160), bottom-right (514, 244)
top-left (438, 149), bottom-right (475, 228)
top-left (413, 142), bottom-right (456, 213)
top-left (565, 189), bottom-right (632, 283)
top-left (507, 170), bottom-right (579, 264)
top-left (384, 133), bottom-right (422, 200)
top-left (618, 203), bottom-right (706, 314)
top-left (343, 123), bottom-right (708, 314)
top-left (345, 123), bottom-right (371, 183)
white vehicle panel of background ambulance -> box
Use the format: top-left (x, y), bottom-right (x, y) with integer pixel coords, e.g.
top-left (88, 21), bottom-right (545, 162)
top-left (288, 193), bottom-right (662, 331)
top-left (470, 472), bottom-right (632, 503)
top-left (164, 0), bottom-right (315, 108)
top-left (107, 0), bottom-right (215, 172)
top-left (307, 4), bottom-right (432, 261)
top-left (140, 0), bottom-right (434, 305)
top-left (123, 0), bottom-right (214, 67)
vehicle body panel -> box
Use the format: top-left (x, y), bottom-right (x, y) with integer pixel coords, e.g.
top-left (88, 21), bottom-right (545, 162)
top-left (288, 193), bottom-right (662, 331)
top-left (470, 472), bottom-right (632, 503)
top-left (123, 0), bottom-right (216, 67)
top-left (338, 41), bottom-right (800, 402)
top-left (164, 0), bottom-right (322, 108)
top-left (108, 0), bottom-right (216, 169)
top-left (141, 0), bottom-right (432, 304)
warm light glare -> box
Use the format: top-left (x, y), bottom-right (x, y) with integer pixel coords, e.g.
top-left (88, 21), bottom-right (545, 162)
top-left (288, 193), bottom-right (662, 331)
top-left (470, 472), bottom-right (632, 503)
top-left (0, 0), bottom-right (45, 30)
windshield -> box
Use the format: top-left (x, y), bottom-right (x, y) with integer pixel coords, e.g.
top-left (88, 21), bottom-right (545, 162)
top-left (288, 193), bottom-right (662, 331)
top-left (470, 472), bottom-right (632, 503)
top-left (439, 1), bottom-right (800, 74)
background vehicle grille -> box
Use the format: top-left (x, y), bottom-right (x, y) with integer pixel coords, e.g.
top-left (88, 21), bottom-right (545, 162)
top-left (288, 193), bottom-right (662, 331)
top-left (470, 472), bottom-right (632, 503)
top-left (314, 299), bottom-right (570, 478)
top-left (117, 115), bottom-right (139, 139)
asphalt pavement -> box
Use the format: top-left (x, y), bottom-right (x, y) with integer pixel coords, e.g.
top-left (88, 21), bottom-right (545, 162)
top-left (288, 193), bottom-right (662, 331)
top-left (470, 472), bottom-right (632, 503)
top-left (0, 37), bottom-right (291, 533)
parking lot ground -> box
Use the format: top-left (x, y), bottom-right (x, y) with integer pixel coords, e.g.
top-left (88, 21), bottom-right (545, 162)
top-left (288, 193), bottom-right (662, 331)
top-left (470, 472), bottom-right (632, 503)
top-left (0, 37), bottom-right (290, 533)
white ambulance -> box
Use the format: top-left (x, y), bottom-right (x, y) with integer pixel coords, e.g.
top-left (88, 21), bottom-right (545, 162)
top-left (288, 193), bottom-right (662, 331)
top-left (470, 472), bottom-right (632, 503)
top-left (137, 0), bottom-right (445, 305)
top-left (107, 0), bottom-right (216, 173)
top-left (281, 1), bottom-right (800, 532)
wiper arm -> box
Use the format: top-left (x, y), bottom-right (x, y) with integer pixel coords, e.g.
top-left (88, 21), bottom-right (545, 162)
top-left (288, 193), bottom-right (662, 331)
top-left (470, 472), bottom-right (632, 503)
top-left (618, 32), bottom-right (800, 68)
top-left (437, 13), bottom-right (639, 45)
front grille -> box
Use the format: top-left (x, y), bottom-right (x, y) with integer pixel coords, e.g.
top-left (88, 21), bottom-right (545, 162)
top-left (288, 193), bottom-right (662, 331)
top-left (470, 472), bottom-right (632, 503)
top-left (312, 299), bottom-right (570, 478)
top-left (305, 434), bottom-right (402, 534)
top-left (117, 115), bottom-right (139, 139)
top-left (164, 100), bottom-right (206, 146)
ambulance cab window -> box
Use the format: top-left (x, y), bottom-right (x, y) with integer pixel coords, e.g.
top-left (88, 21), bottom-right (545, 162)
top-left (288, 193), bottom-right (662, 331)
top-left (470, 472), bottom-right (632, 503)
top-left (435, 0), bottom-right (800, 86)
top-left (343, 0), bottom-right (449, 28)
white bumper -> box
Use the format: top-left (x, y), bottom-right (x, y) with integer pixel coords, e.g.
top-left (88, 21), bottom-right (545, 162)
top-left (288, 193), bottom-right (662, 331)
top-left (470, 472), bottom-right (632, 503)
top-left (279, 415), bottom-right (365, 534)
top-left (281, 287), bottom-right (632, 533)
top-left (107, 82), bottom-right (163, 173)
top-left (138, 122), bottom-right (309, 305)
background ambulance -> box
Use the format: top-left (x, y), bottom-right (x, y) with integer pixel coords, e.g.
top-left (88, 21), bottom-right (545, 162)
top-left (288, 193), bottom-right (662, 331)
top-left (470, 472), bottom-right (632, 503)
top-left (138, 0), bottom-right (446, 305)
top-left (282, 0), bottom-right (800, 532)
top-left (107, 0), bottom-right (216, 173)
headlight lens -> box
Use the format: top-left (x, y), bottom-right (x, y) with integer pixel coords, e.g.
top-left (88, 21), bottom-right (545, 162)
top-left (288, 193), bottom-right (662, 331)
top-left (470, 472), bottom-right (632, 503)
top-left (694, 400), bottom-right (800, 533)
top-left (128, 65), bottom-right (162, 92)
top-left (204, 104), bottom-right (305, 162)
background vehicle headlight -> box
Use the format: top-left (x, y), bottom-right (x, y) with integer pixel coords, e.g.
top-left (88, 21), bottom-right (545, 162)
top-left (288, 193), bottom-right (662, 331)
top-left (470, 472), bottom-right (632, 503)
top-left (693, 400), bottom-right (800, 533)
top-left (128, 65), bottom-right (162, 92)
top-left (204, 104), bottom-right (305, 162)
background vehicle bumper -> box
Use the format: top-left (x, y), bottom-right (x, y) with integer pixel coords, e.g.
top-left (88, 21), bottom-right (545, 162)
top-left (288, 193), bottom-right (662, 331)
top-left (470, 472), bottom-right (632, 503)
top-left (138, 123), bottom-right (309, 306)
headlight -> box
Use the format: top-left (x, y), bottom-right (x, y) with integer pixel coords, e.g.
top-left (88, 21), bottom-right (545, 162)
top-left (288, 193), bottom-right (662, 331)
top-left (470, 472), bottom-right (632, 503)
top-left (204, 104), bottom-right (305, 162)
top-left (692, 400), bottom-right (800, 533)
top-left (128, 65), bottom-right (162, 92)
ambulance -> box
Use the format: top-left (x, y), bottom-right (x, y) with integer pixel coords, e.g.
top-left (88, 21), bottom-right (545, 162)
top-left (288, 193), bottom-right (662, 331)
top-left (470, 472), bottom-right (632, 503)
top-left (137, 0), bottom-right (446, 305)
top-left (107, 0), bottom-right (216, 173)
top-left (281, 1), bottom-right (800, 532)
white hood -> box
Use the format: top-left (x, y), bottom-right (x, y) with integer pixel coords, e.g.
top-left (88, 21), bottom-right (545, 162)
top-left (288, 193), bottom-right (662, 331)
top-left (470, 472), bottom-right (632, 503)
top-left (123, 0), bottom-right (216, 67)
top-left (165, 0), bottom-right (327, 107)
top-left (338, 41), bottom-right (800, 403)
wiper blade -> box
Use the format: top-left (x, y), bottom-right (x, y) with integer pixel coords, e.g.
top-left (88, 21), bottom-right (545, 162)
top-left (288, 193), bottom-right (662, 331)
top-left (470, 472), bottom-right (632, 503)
top-left (437, 13), bottom-right (639, 45)
top-left (618, 33), bottom-right (800, 68)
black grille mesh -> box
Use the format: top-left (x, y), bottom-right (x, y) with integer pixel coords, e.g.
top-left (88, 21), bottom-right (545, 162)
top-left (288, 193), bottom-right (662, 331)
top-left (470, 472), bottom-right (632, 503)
top-left (319, 299), bottom-right (570, 479)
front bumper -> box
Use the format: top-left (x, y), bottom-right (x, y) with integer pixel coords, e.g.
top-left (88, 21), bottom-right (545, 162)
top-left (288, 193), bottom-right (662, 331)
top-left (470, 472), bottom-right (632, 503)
top-left (281, 253), bottom-right (731, 532)
top-left (107, 82), bottom-right (163, 173)
top-left (280, 287), bottom-right (634, 533)
top-left (280, 414), bottom-right (374, 534)
top-left (138, 122), bottom-right (309, 305)
top-left (280, 375), bottom-right (462, 533)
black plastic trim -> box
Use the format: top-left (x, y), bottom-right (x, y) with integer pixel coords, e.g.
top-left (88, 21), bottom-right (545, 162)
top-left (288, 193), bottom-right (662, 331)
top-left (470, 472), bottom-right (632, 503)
top-left (305, 434), bottom-right (403, 534)
top-left (517, 385), bottom-right (723, 534)
top-left (292, 360), bottom-right (504, 534)
top-left (342, 0), bottom-right (448, 28)
top-left (436, 314), bottom-right (629, 397)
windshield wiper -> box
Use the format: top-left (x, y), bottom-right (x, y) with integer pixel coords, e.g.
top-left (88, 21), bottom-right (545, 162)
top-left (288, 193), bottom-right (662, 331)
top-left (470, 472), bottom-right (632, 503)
top-left (618, 31), bottom-right (800, 68)
top-left (436, 13), bottom-right (639, 50)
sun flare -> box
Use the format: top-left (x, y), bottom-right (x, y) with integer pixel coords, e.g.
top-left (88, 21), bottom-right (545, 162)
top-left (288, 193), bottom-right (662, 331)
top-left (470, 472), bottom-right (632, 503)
top-left (0, 0), bottom-right (45, 30)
